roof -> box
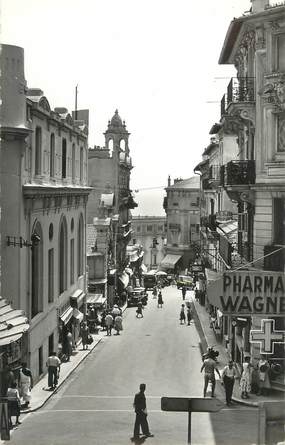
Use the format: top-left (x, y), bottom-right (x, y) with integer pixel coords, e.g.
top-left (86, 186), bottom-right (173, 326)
top-left (166, 176), bottom-right (200, 190)
top-left (219, 19), bottom-right (244, 64)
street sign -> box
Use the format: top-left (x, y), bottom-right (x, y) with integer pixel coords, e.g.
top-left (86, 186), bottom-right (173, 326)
top-left (0, 400), bottom-right (10, 441)
top-left (191, 265), bottom-right (203, 273)
top-left (161, 397), bottom-right (224, 413)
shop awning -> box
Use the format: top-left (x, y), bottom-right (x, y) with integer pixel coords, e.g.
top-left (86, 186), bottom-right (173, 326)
top-left (70, 289), bottom-right (85, 307)
top-left (160, 254), bottom-right (182, 269)
top-left (0, 297), bottom-right (29, 346)
top-left (88, 278), bottom-right (107, 285)
top-left (118, 272), bottom-right (129, 289)
top-left (72, 308), bottom-right (84, 322)
top-left (87, 294), bottom-right (107, 307)
top-left (60, 307), bottom-right (74, 324)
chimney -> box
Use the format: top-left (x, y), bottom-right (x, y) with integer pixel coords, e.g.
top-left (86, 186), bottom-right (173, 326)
top-left (167, 175), bottom-right (171, 187)
top-left (0, 44), bottom-right (27, 129)
top-left (251, 0), bottom-right (269, 13)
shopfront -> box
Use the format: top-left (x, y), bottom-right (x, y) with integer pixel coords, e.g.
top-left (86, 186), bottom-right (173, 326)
top-left (58, 291), bottom-right (84, 357)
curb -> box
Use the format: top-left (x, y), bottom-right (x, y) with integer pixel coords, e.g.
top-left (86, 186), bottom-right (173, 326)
top-left (24, 336), bottom-right (103, 413)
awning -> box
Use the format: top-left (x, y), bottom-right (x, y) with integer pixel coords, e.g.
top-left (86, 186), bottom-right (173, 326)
top-left (118, 272), bottom-right (129, 289)
top-left (160, 254), bottom-right (182, 269)
top-left (0, 297), bottom-right (29, 346)
top-left (60, 306), bottom-right (74, 324)
top-left (88, 278), bottom-right (107, 285)
top-left (72, 308), bottom-right (84, 322)
top-left (70, 289), bottom-right (85, 307)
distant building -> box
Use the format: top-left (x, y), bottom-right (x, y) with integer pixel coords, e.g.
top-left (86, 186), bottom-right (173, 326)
top-left (130, 216), bottom-right (166, 270)
top-left (162, 176), bottom-right (200, 273)
top-left (0, 44), bottom-right (91, 382)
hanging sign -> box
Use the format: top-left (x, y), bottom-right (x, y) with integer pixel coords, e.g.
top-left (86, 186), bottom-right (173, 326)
top-left (206, 271), bottom-right (285, 315)
top-left (250, 319), bottom-right (285, 354)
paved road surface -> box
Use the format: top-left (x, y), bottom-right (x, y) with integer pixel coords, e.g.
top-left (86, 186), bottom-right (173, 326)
top-left (6, 286), bottom-right (258, 445)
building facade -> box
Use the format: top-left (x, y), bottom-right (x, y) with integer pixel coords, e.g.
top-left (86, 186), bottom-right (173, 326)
top-left (130, 216), bottom-right (166, 270)
top-left (1, 44), bottom-right (90, 382)
top-left (162, 176), bottom-right (200, 273)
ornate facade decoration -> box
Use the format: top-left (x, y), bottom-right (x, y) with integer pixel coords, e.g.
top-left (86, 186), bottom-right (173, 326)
top-left (234, 30), bottom-right (256, 76)
top-left (263, 73), bottom-right (285, 111)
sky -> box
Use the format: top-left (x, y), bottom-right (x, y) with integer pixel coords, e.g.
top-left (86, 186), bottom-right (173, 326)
top-left (1, 0), bottom-right (251, 215)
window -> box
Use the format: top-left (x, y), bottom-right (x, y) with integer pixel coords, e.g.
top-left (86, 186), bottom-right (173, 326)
top-left (35, 127), bottom-right (42, 175)
top-left (173, 203), bottom-right (179, 206)
top-left (273, 198), bottom-right (285, 244)
top-left (31, 223), bottom-right (43, 318)
top-left (132, 239), bottom-right (136, 245)
top-left (153, 254), bottom-right (157, 265)
top-left (50, 133), bottom-right (55, 177)
top-left (77, 214), bottom-right (84, 276)
top-left (196, 224), bottom-right (200, 233)
top-left (59, 217), bottom-right (68, 293)
top-left (277, 115), bottom-right (285, 153)
top-left (277, 34), bottom-right (285, 71)
top-left (70, 238), bottom-right (74, 284)
top-left (136, 226), bottom-right (141, 232)
top-left (48, 248), bottom-right (54, 303)
top-left (80, 146), bottom-right (83, 182)
top-left (72, 143), bottom-right (76, 181)
top-left (38, 346), bottom-right (43, 375)
top-left (62, 139), bottom-right (67, 179)
top-left (147, 225), bottom-right (153, 232)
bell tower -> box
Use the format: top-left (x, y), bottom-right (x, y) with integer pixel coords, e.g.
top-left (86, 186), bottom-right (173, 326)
top-left (104, 109), bottom-right (130, 156)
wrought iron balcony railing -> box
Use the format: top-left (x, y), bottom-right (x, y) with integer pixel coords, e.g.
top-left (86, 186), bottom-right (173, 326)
top-left (221, 77), bottom-right (255, 116)
top-left (221, 160), bottom-right (255, 186)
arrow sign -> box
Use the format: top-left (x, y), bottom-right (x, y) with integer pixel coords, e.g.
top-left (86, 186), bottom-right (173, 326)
top-left (161, 397), bottom-right (224, 413)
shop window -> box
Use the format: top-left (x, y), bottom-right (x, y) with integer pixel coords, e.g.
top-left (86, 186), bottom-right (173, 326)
top-left (77, 214), bottom-right (84, 277)
top-left (31, 222), bottom-right (43, 318)
top-left (62, 138), bottom-right (67, 179)
top-left (48, 248), bottom-right (54, 303)
top-left (50, 133), bottom-right (55, 177)
top-left (59, 217), bottom-right (68, 293)
top-left (35, 126), bottom-right (42, 175)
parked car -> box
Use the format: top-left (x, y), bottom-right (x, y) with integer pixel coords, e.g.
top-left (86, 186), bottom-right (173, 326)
top-left (176, 275), bottom-right (193, 290)
top-left (127, 287), bottom-right (148, 307)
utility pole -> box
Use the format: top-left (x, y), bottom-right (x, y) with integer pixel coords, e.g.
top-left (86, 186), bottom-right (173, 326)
top-left (75, 84), bottom-right (78, 120)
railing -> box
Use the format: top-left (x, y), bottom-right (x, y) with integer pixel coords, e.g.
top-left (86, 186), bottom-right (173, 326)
top-left (221, 77), bottom-right (255, 115)
top-left (222, 160), bottom-right (255, 186)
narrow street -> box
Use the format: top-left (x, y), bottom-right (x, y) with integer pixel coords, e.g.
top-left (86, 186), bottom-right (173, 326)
top-left (7, 287), bottom-right (258, 445)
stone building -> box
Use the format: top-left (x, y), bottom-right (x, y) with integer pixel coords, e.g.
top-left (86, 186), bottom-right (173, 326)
top-left (162, 176), bottom-right (200, 273)
top-left (0, 44), bottom-right (90, 382)
top-left (130, 216), bottom-right (166, 270)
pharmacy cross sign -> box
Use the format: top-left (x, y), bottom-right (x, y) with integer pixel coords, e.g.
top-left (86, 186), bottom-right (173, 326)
top-left (250, 319), bottom-right (285, 354)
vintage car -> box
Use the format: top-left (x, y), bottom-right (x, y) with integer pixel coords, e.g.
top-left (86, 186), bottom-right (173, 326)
top-left (127, 287), bottom-right (148, 307)
top-left (176, 275), bottom-right (193, 290)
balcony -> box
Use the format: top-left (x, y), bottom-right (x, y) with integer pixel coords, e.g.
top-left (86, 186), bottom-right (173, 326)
top-left (221, 77), bottom-right (255, 116)
top-left (221, 160), bottom-right (255, 186)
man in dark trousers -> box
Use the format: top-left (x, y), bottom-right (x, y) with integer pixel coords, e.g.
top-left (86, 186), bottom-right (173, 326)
top-left (132, 383), bottom-right (154, 442)
top-left (181, 285), bottom-right (186, 300)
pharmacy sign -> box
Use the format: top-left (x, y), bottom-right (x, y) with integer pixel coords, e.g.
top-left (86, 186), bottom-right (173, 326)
top-left (250, 319), bottom-right (285, 354)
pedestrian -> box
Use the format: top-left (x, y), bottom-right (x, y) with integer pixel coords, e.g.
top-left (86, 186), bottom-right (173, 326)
top-left (200, 355), bottom-right (221, 397)
top-left (181, 285), bottom-right (186, 300)
top-left (80, 321), bottom-right (90, 350)
top-left (257, 355), bottom-right (271, 395)
top-left (221, 360), bottom-right (238, 405)
top-left (66, 330), bottom-right (73, 361)
top-left (46, 351), bottom-right (61, 390)
top-left (240, 355), bottom-right (252, 399)
top-left (105, 312), bottom-right (114, 336)
top-left (179, 304), bottom-right (186, 324)
top-left (136, 301), bottom-right (143, 318)
top-left (19, 362), bottom-right (33, 408)
top-left (157, 291), bottom-right (163, 308)
top-left (100, 309), bottom-right (106, 331)
top-left (7, 382), bottom-right (21, 428)
top-left (132, 383), bottom-right (154, 442)
top-left (152, 286), bottom-right (157, 298)
top-left (114, 314), bottom-right (123, 335)
top-left (112, 304), bottom-right (122, 318)
top-left (186, 307), bottom-right (192, 325)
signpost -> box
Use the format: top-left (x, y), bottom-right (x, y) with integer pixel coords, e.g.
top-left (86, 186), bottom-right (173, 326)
top-left (161, 397), bottom-right (224, 444)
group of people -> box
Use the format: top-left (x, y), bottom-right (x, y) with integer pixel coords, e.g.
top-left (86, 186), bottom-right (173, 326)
top-left (179, 302), bottom-right (192, 325)
top-left (200, 348), bottom-right (272, 404)
top-left (101, 304), bottom-right (123, 336)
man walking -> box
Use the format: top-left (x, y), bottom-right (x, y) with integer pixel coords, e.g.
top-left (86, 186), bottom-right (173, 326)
top-left (132, 383), bottom-right (154, 442)
top-left (201, 355), bottom-right (221, 397)
top-left (221, 360), bottom-right (238, 405)
top-left (181, 285), bottom-right (186, 300)
top-left (46, 352), bottom-right (61, 390)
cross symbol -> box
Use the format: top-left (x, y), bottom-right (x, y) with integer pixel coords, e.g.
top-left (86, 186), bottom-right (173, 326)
top-left (250, 319), bottom-right (285, 354)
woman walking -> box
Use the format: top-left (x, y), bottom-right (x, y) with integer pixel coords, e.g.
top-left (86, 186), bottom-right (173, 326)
top-left (80, 321), bottom-right (90, 350)
top-left (257, 355), bottom-right (271, 395)
top-left (114, 314), bottom-right (123, 335)
top-left (157, 291), bottom-right (163, 308)
top-left (240, 356), bottom-right (252, 399)
top-left (180, 304), bottom-right (186, 324)
top-left (7, 382), bottom-right (21, 428)
top-left (19, 362), bottom-right (33, 408)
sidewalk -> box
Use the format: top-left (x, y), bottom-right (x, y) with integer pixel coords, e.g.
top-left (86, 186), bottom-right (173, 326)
top-left (191, 294), bottom-right (284, 407)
